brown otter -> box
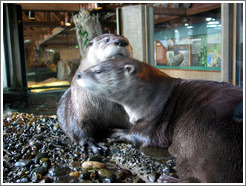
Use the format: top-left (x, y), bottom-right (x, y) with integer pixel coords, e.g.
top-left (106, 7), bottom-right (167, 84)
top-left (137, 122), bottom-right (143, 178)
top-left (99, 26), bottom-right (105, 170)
top-left (57, 34), bottom-right (133, 153)
top-left (78, 57), bottom-right (243, 183)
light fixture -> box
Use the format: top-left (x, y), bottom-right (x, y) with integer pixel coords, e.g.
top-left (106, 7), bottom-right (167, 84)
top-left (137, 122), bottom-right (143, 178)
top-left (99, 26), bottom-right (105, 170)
top-left (94, 3), bottom-right (103, 10)
top-left (28, 11), bottom-right (35, 20)
top-left (206, 17), bottom-right (212, 22)
top-left (65, 13), bottom-right (71, 27)
top-left (207, 21), bottom-right (220, 25)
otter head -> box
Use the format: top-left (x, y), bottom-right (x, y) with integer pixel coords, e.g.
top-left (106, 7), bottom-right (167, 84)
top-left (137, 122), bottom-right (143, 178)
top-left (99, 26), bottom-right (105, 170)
top-left (85, 33), bottom-right (133, 68)
top-left (77, 58), bottom-right (139, 101)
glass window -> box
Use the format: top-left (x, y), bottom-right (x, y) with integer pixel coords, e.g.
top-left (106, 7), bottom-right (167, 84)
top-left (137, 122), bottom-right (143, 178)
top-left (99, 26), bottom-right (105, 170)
top-left (23, 11), bottom-right (80, 92)
top-left (154, 4), bottom-right (221, 71)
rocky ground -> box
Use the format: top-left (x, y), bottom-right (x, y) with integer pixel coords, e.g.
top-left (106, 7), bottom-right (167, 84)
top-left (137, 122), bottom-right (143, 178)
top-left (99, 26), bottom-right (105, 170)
top-left (3, 112), bottom-right (179, 183)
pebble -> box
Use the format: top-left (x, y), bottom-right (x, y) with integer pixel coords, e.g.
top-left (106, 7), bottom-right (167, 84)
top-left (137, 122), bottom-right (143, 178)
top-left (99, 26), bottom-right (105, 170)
top-left (49, 166), bottom-right (71, 177)
top-left (148, 172), bottom-right (158, 182)
top-left (14, 159), bottom-right (33, 167)
top-left (80, 170), bottom-right (90, 179)
top-left (87, 155), bottom-right (102, 162)
top-left (140, 146), bottom-right (174, 160)
top-left (157, 174), bottom-right (180, 183)
top-left (34, 153), bottom-right (49, 163)
top-left (69, 171), bottom-right (81, 178)
top-left (98, 169), bottom-right (114, 179)
top-left (31, 166), bottom-right (48, 176)
top-left (82, 161), bottom-right (106, 170)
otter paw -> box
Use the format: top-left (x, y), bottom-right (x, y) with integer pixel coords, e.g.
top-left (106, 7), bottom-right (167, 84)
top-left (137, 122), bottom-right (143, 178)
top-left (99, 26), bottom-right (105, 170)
top-left (107, 129), bottom-right (129, 143)
top-left (81, 140), bottom-right (108, 155)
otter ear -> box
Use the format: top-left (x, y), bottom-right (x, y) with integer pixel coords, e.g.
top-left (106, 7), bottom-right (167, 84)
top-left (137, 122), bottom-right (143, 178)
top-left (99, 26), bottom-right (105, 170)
top-left (124, 64), bottom-right (135, 74)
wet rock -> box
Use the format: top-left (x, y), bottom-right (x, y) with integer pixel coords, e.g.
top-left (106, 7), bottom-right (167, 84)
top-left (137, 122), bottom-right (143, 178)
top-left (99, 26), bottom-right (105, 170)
top-left (140, 146), bottom-right (173, 160)
top-left (29, 140), bottom-right (43, 149)
top-left (115, 169), bottom-right (126, 180)
top-left (40, 158), bottom-right (49, 163)
top-left (105, 161), bottom-right (118, 170)
top-left (80, 170), bottom-right (90, 179)
top-left (82, 161), bottom-right (106, 170)
top-left (87, 155), bottom-right (102, 162)
top-left (111, 146), bottom-right (120, 154)
top-left (102, 177), bottom-right (113, 183)
top-left (34, 153), bottom-right (49, 163)
top-left (81, 179), bottom-right (94, 183)
top-left (157, 174), bottom-right (181, 183)
top-left (162, 166), bottom-right (171, 174)
top-left (20, 177), bottom-right (29, 183)
top-left (31, 172), bottom-right (42, 182)
top-left (69, 171), bottom-right (81, 178)
top-left (42, 161), bottom-right (51, 169)
top-left (22, 153), bottom-right (33, 159)
top-left (148, 172), bottom-right (159, 182)
top-left (69, 160), bottom-right (81, 170)
top-left (31, 166), bottom-right (48, 177)
top-left (89, 171), bottom-right (97, 179)
top-left (53, 175), bottom-right (74, 183)
top-left (98, 169), bottom-right (114, 179)
top-left (49, 166), bottom-right (71, 177)
top-left (14, 159), bottom-right (33, 167)
top-left (40, 177), bottom-right (53, 183)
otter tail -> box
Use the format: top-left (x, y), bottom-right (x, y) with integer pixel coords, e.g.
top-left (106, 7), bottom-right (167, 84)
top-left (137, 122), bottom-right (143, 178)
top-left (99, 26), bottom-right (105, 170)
top-left (232, 102), bottom-right (243, 123)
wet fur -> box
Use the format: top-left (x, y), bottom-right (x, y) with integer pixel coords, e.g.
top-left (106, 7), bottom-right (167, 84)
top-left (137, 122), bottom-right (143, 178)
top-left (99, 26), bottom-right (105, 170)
top-left (80, 58), bottom-right (243, 182)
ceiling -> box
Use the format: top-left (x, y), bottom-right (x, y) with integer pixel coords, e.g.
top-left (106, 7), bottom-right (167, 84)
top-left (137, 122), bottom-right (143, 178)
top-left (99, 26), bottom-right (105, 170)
top-left (16, 3), bottom-right (221, 48)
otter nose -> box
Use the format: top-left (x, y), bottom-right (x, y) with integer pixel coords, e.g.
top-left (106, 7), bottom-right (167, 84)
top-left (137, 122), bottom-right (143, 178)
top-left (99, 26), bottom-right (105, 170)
top-left (77, 72), bottom-right (82, 79)
top-left (114, 39), bottom-right (128, 47)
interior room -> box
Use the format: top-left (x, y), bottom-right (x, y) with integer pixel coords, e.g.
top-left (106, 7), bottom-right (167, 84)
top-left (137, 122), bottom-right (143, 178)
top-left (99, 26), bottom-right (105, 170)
top-left (2, 2), bottom-right (244, 184)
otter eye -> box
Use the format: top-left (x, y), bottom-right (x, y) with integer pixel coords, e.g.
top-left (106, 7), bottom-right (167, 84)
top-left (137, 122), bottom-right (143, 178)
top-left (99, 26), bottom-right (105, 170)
top-left (105, 38), bottom-right (110, 43)
top-left (87, 41), bottom-right (93, 47)
top-left (94, 70), bottom-right (101, 74)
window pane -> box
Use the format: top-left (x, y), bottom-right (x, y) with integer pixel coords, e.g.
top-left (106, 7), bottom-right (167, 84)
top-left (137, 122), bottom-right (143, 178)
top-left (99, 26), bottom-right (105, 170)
top-left (154, 4), bottom-right (221, 71)
top-left (23, 11), bottom-right (80, 92)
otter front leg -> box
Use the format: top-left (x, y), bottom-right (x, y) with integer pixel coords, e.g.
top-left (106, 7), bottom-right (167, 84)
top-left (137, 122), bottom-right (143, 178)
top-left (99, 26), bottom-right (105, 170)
top-left (108, 129), bottom-right (150, 147)
top-left (70, 121), bottom-right (108, 154)
top-left (107, 129), bottom-right (132, 144)
top-left (80, 138), bottom-right (108, 154)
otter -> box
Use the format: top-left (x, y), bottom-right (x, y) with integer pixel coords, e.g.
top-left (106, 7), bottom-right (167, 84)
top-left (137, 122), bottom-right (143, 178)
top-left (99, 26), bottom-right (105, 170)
top-left (57, 34), bottom-right (133, 153)
top-left (77, 57), bottom-right (243, 183)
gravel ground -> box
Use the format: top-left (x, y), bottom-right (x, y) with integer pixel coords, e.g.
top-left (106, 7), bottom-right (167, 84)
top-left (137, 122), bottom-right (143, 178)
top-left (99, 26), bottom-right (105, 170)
top-left (3, 112), bottom-right (179, 183)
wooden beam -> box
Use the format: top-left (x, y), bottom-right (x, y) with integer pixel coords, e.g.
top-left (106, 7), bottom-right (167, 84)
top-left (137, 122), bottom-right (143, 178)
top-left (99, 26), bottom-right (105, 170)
top-left (23, 21), bottom-right (72, 27)
top-left (40, 42), bottom-right (78, 47)
top-left (187, 3), bottom-right (221, 15)
top-left (17, 3), bottom-right (81, 12)
top-left (154, 16), bottom-right (180, 25)
top-left (154, 3), bottom-right (221, 25)
top-left (154, 7), bottom-right (187, 16)
top-left (24, 36), bottom-right (44, 41)
top-left (24, 30), bottom-right (49, 35)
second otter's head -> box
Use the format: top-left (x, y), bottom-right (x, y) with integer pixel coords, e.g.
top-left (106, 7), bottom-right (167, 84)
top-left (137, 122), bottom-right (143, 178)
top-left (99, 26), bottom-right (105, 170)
top-left (76, 57), bottom-right (164, 103)
top-left (77, 58), bottom-right (139, 100)
top-left (84, 33), bottom-right (133, 68)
